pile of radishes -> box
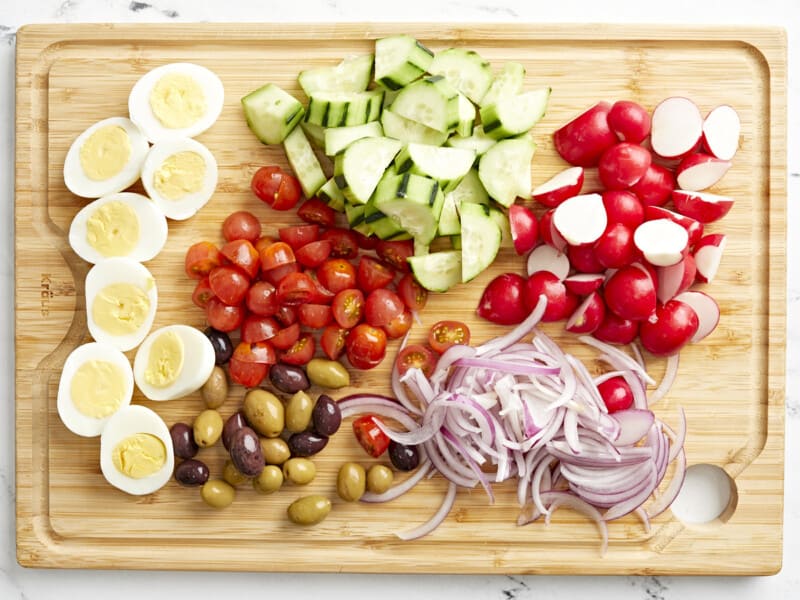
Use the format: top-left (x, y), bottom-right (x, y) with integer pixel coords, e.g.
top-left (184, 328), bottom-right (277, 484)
top-left (478, 97), bottom-right (740, 357)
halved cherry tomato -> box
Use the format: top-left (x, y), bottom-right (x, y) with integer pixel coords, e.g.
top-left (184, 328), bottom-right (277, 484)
top-left (317, 258), bottom-right (356, 294)
top-left (192, 277), bottom-right (214, 308)
top-left (241, 315), bottom-right (280, 343)
top-left (364, 288), bottom-right (404, 328)
top-left (221, 239), bottom-right (260, 279)
top-left (357, 256), bottom-right (395, 292)
top-left (228, 358), bottom-right (268, 388)
top-left (234, 340), bottom-right (277, 364)
top-left (274, 305), bottom-right (298, 327)
top-left (305, 270), bottom-right (335, 305)
top-left (354, 231), bottom-right (379, 250)
top-left (428, 320), bottom-right (471, 354)
top-left (383, 309), bottom-right (413, 339)
top-left (396, 344), bottom-right (437, 377)
top-left (259, 241), bottom-right (296, 272)
top-left (352, 414), bottom-right (390, 457)
top-left (345, 324), bottom-right (387, 370)
top-left (263, 262), bottom-right (300, 286)
top-left (254, 235), bottom-right (277, 254)
top-left (279, 332), bottom-right (315, 366)
top-left (320, 228), bottom-right (359, 259)
top-left (295, 240), bottom-right (332, 268)
top-left (271, 322), bottom-right (301, 350)
top-left (279, 224), bottom-right (320, 250)
top-left (332, 289), bottom-right (365, 329)
top-left (376, 239), bottom-right (414, 272)
top-left (208, 265), bottom-right (250, 306)
top-left (251, 166), bottom-right (302, 211)
top-left (223, 210), bottom-right (261, 244)
top-left (206, 297), bottom-right (246, 332)
top-left (397, 273), bottom-right (428, 312)
top-left (320, 325), bottom-right (348, 360)
top-left (277, 272), bottom-right (316, 306)
top-left (298, 303), bottom-right (333, 329)
top-left (297, 198), bottom-right (336, 227)
top-left (246, 281), bottom-right (279, 316)
top-left (185, 241), bottom-right (221, 279)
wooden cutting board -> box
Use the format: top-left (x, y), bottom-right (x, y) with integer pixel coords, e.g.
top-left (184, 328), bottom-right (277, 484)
top-left (14, 23), bottom-right (786, 574)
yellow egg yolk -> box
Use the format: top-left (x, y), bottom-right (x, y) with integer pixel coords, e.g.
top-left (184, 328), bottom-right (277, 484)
top-left (92, 282), bottom-right (150, 336)
top-left (112, 433), bottom-right (166, 479)
top-left (79, 125), bottom-right (131, 181)
top-left (149, 73), bottom-right (206, 129)
top-left (144, 330), bottom-right (184, 388)
top-left (70, 360), bottom-right (126, 418)
top-left (85, 200), bottom-right (140, 257)
top-left (153, 151), bottom-right (206, 200)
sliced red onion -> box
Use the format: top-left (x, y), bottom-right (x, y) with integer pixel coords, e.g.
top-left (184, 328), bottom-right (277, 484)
top-left (579, 335), bottom-right (656, 385)
top-left (662, 407), bottom-right (687, 463)
top-left (630, 342), bottom-right (645, 370)
top-left (360, 460), bottom-right (432, 503)
top-left (423, 439), bottom-right (477, 488)
top-left (613, 409), bottom-right (656, 446)
top-left (646, 449), bottom-right (687, 518)
top-left (539, 491), bottom-right (609, 555)
top-left (455, 357), bottom-right (560, 376)
top-left (391, 362), bottom-right (423, 416)
top-left (517, 501), bottom-right (543, 526)
top-left (649, 353), bottom-right (680, 405)
top-left (563, 408), bottom-right (582, 454)
top-left (441, 428), bottom-right (495, 503)
top-left (396, 482), bottom-right (457, 541)
top-left (531, 456), bottom-right (557, 516)
top-left (634, 506), bottom-right (651, 533)
top-left (603, 467), bottom-right (659, 521)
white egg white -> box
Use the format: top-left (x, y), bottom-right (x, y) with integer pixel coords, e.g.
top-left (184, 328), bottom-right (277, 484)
top-left (100, 404), bottom-right (175, 496)
top-left (85, 257), bottom-right (158, 352)
top-left (128, 62), bottom-right (224, 143)
top-left (68, 192), bottom-right (168, 264)
top-left (57, 342), bottom-right (134, 437)
top-left (133, 324), bottom-right (216, 401)
top-left (63, 117), bottom-right (149, 199)
top-left (140, 138), bottom-right (218, 220)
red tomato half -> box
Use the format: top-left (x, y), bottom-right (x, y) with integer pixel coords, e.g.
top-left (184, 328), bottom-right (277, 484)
top-left (428, 320), bottom-right (471, 354)
top-left (332, 289), bottom-right (365, 329)
top-left (320, 325), bottom-right (348, 360)
top-left (397, 273), bottom-right (428, 312)
top-left (364, 288), bottom-right (404, 327)
top-left (233, 340), bottom-right (277, 365)
top-left (206, 297), bottom-right (246, 332)
top-left (271, 322), bottom-right (301, 350)
top-left (298, 303), bottom-right (333, 329)
top-left (352, 415), bottom-right (390, 457)
top-left (263, 262), bottom-right (300, 286)
top-left (229, 358), bottom-right (268, 388)
top-left (185, 241), bottom-right (221, 280)
top-left (396, 344), bottom-right (438, 377)
top-left (279, 224), bottom-right (320, 250)
top-left (297, 198), bottom-right (336, 227)
top-left (223, 211), bottom-right (261, 244)
top-left (320, 228), bottom-right (359, 259)
top-left (208, 266), bottom-right (250, 306)
top-left (246, 281), bottom-right (279, 316)
top-left (317, 258), bottom-right (357, 294)
top-left (345, 324), bottom-right (387, 370)
top-left (220, 239), bottom-right (260, 279)
top-left (192, 277), bottom-right (214, 309)
top-left (376, 239), bottom-right (414, 272)
top-left (357, 256), bottom-right (395, 292)
top-left (259, 242), bottom-right (296, 272)
top-left (277, 272), bottom-right (316, 306)
top-left (295, 240), bottom-right (332, 268)
top-left (251, 166), bottom-right (302, 211)
top-left (279, 333), bottom-right (315, 366)
top-left (241, 315), bottom-right (280, 343)
top-left (383, 309), bottom-right (413, 339)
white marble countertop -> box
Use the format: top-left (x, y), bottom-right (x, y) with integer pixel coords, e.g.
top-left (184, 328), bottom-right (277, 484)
top-left (2, 0), bottom-right (797, 598)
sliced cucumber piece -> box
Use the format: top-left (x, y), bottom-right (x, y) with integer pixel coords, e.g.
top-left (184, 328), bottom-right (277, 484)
top-left (241, 83), bottom-right (305, 145)
top-left (324, 121), bottom-right (384, 156)
top-left (391, 76), bottom-right (460, 133)
top-left (437, 191), bottom-right (461, 236)
top-left (283, 126), bottom-right (326, 197)
top-left (344, 200), bottom-right (371, 235)
top-left (456, 93), bottom-right (476, 137)
top-left (449, 168), bottom-right (490, 205)
top-left (429, 48), bottom-right (493, 105)
top-left (408, 250), bottom-right (462, 292)
top-left (488, 206), bottom-right (514, 249)
top-left (317, 178), bottom-right (346, 212)
top-left (450, 235), bottom-right (462, 250)
top-left (305, 89), bottom-right (384, 127)
top-left (480, 87), bottom-right (551, 139)
top-left (478, 137), bottom-right (536, 207)
top-left (298, 54), bottom-right (374, 96)
top-left (374, 172), bottom-right (445, 245)
top-left (374, 35), bottom-right (434, 90)
top-left (336, 137), bottom-right (402, 204)
top-left (480, 61), bottom-right (526, 107)
top-left (394, 142), bottom-right (476, 190)
top-left (446, 125), bottom-right (498, 156)
top-left (381, 109), bottom-right (449, 146)
top-left (460, 202), bottom-right (502, 282)
top-left (300, 122), bottom-right (326, 148)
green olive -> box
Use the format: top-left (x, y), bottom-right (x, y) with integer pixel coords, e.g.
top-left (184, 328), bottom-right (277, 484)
top-left (193, 409), bottom-right (223, 448)
top-left (260, 437), bottom-right (291, 466)
top-left (201, 366), bottom-right (228, 409)
top-left (282, 457), bottom-right (316, 485)
top-left (243, 389), bottom-right (284, 438)
top-left (306, 358), bottom-right (350, 389)
top-left (222, 459), bottom-right (250, 487)
top-left (285, 390), bottom-right (314, 433)
top-left (366, 464), bottom-right (394, 494)
top-left (200, 479), bottom-right (235, 508)
top-left (287, 494), bottom-right (332, 525)
top-left (253, 465), bottom-right (283, 494)
top-left (337, 462), bottom-right (366, 502)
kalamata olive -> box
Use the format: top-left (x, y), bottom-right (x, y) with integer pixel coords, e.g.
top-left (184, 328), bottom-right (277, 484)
top-left (222, 411), bottom-right (247, 451)
top-left (243, 389), bottom-right (284, 438)
top-left (288, 431), bottom-right (329, 457)
top-left (229, 426), bottom-right (265, 477)
top-left (388, 441), bottom-right (420, 471)
top-left (366, 465), bottom-right (394, 494)
top-left (193, 409), bottom-right (223, 448)
top-left (287, 494), bottom-right (331, 525)
top-left (201, 479), bottom-right (235, 508)
top-left (285, 390), bottom-right (314, 433)
top-left (174, 459), bottom-right (209, 486)
top-left (204, 327), bottom-right (233, 365)
top-left (170, 422), bottom-right (198, 459)
top-left (311, 394), bottom-right (341, 436)
top-left (269, 364), bottom-right (309, 394)
top-left (306, 358), bottom-right (350, 389)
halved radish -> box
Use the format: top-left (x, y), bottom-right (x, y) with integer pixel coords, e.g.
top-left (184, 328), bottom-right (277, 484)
top-left (675, 153), bottom-right (732, 191)
top-left (565, 291), bottom-right (606, 334)
top-left (607, 100), bottom-right (651, 143)
top-left (604, 265), bottom-right (657, 321)
top-left (702, 104), bottom-right (740, 161)
top-left (644, 205), bottom-right (704, 248)
top-left (671, 189), bottom-right (734, 224)
top-left (526, 244), bottom-right (570, 280)
top-left (563, 273), bottom-right (604, 295)
top-left (539, 209), bottom-right (568, 251)
top-left (693, 233), bottom-right (726, 283)
top-left (631, 163), bottom-right (674, 207)
top-left (639, 299), bottom-right (699, 356)
top-left (568, 243), bottom-right (603, 274)
top-left (656, 254), bottom-right (696, 304)
top-left (553, 193), bottom-right (607, 246)
top-left (598, 142), bottom-right (652, 190)
top-left (602, 190), bottom-right (644, 229)
top-left (673, 290), bottom-right (720, 341)
top-left (593, 311), bottom-right (639, 345)
top-left (594, 222), bottom-right (637, 269)
top-left (633, 219), bottom-right (689, 267)
top-left (553, 102), bottom-right (617, 167)
top-left (650, 97), bottom-right (703, 159)
top-left (532, 167), bottom-right (584, 208)
top-left (524, 271), bottom-right (578, 322)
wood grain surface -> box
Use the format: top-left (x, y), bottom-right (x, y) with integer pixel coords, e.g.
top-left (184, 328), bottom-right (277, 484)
top-left (14, 23), bottom-right (786, 574)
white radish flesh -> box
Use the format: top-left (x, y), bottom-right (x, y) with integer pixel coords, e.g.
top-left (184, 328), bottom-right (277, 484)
top-left (532, 166), bottom-right (584, 208)
top-left (650, 97), bottom-right (703, 159)
top-left (526, 244), bottom-right (570, 280)
top-left (673, 290), bottom-right (720, 342)
top-left (565, 291), bottom-right (605, 334)
top-left (633, 219), bottom-right (689, 267)
top-left (693, 233), bottom-right (726, 283)
top-left (702, 105), bottom-right (740, 161)
top-left (656, 254), bottom-right (696, 304)
top-left (644, 205), bottom-right (705, 248)
top-left (553, 193), bottom-right (607, 246)
top-left (675, 153), bottom-right (732, 191)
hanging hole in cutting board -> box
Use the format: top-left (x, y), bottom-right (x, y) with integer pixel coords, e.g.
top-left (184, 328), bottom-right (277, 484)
top-left (670, 463), bottom-right (738, 526)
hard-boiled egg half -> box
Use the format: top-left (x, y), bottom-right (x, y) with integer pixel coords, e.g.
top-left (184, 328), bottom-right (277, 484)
top-left (85, 257), bottom-right (158, 352)
top-left (63, 117), bottom-right (149, 199)
top-left (133, 324), bottom-right (216, 401)
top-left (57, 342), bottom-right (134, 437)
top-left (68, 192), bottom-right (168, 264)
top-left (140, 138), bottom-right (218, 220)
top-left (128, 62), bottom-right (224, 143)
top-left (100, 404), bottom-right (174, 496)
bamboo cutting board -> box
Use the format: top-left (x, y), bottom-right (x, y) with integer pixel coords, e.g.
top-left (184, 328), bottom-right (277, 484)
top-left (15, 23), bottom-right (786, 574)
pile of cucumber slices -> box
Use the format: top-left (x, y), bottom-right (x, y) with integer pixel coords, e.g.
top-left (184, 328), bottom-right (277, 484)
top-left (242, 35), bottom-right (551, 292)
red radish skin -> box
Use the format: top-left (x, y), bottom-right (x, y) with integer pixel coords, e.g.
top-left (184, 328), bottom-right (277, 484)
top-left (553, 102), bottom-right (618, 167)
top-left (565, 291), bottom-right (606, 334)
top-left (674, 290), bottom-right (720, 341)
top-left (598, 142), bottom-right (652, 190)
top-left (639, 300), bottom-right (699, 356)
top-left (593, 312), bottom-right (639, 345)
top-left (568, 244), bottom-right (604, 274)
top-left (675, 153), bottom-right (732, 191)
top-left (524, 271), bottom-right (578, 322)
top-left (671, 189), bottom-right (734, 224)
top-left (702, 104), bottom-right (740, 161)
top-left (633, 219), bottom-right (689, 267)
top-left (644, 205), bottom-right (705, 248)
top-left (604, 265), bottom-right (657, 321)
top-left (597, 377), bottom-right (634, 412)
top-left (539, 209), bottom-right (568, 251)
top-left (563, 273), bottom-right (605, 296)
top-left (477, 273), bottom-right (530, 325)
top-left (508, 205), bottom-right (539, 255)
top-left (693, 233), bottom-right (726, 284)
top-left (630, 163), bottom-right (675, 207)
top-left (602, 190), bottom-right (644, 229)
top-left (631, 261), bottom-right (658, 290)
top-left (553, 193), bottom-right (607, 246)
top-left (656, 254), bottom-right (696, 304)
top-left (607, 100), bottom-right (651, 144)
top-left (526, 244), bottom-right (570, 280)
top-left (650, 96), bottom-right (703, 159)
top-left (593, 223), bottom-right (637, 269)
top-left (532, 167), bottom-right (585, 208)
